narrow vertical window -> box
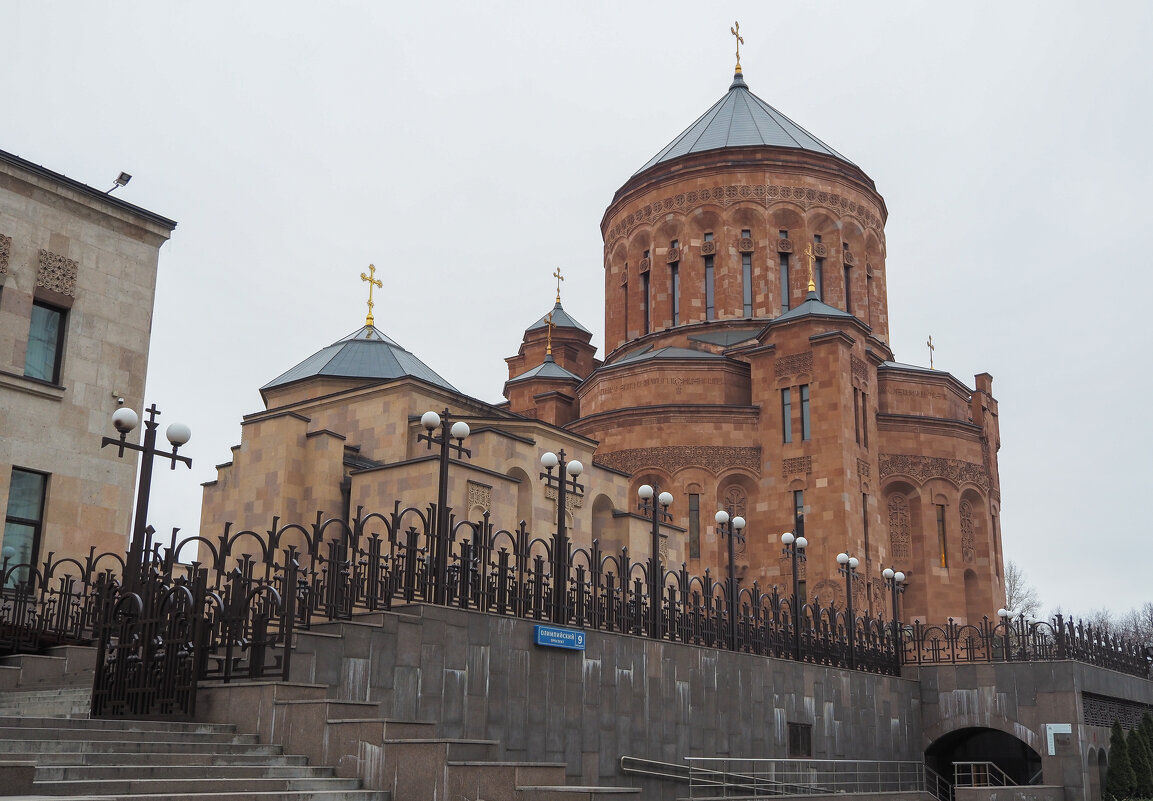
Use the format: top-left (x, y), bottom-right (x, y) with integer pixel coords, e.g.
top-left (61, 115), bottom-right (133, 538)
top-left (793, 490), bottom-right (805, 533)
top-left (689, 493), bottom-right (700, 558)
top-left (704, 233), bottom-right (715, 321)
top-left (813, 235), bottom-right (824, 299)
top-left (853, 388), bottom-right (861, 445)
top-left (781, 388), bottom-right (793, 443)
top-left (741, 229), bottom-right (753, 317)
top-left (936, 504), bottom-right (948, 568)
top-left (779, 230), bottom-right (791, 314)
top-left (862, 391), bottom-right (869, 449)
top-left (843, 243), bottom-right (852, 315)
top-left (800, 384), bottom-right (811, 441)
top-left (670, 240), bottom-right (680, 327)
top-left (642, 272), bottom-right (650, 335)
top-left (866, 269), bottom-right (873, 326)
top-left (25, 302), bottom-right (66, 383)
top-left (622, 269), bottom-right (629, 337)
top-left (3, 468), bottom-right (48, 588)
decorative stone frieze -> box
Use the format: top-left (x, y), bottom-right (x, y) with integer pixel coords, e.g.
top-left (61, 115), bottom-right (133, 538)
top-left (595, 446), bottom-right (761, 476)
top-left (879, 454), bottom-right (991, 492)
top-left (638, 257), bottom-right (651, 274)
top-left (666, 247), bottom-right (681, 263)
top-left (856, 458), bottom-right (870, 478)
top-left (851, 356), bottom-right (869, 385)
top-left (467, 481), bottom-right (491, 513)
top-left (774, 352), bottom-right (814, 377)
top-left (0, 233), bottom-right (10, 277)
top-left (844, 250), bottom-right (857, 266)
top-left (37, 249), bottom-right (78, 296)
top-left (737, 237), bottom-right (754, 253)
top-left (700, 240), bottom-right (716, 255)
top-left (782, 456), bottom-right (812, 476)
top-left (813, 242), bottom-right (828, 258)
top-left (777, 238), bottom-right (793, 253)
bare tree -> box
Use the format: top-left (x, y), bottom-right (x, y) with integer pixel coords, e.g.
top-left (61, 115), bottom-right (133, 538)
top-left (1118, 602), bottom-right (1153, 644)
top-left (1004, 560), bottom-right (1041, 619)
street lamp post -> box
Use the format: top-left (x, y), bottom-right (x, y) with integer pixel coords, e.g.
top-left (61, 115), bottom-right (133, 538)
top-left (997, 607), bottom-right (1020, 660)
top-left (780, 527), bottom-right (808, 661)
top-left (882, 566), bottom-right (906, 658)
top-left (418, 409), bottom-right (471, 605)
top-left (540, 450), bottom-right (584, 624)
top-left (715, 509), bottom-right (746, 652)
top-left (100, 403), bottom-right (192, 591)
top-left (836, 552), bottom-right (861, 669)
top-left (637, 484), bottom-right (673, 639)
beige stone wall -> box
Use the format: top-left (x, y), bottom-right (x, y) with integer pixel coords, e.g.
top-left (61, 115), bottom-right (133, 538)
top-left (0, 153), bottom-right (174, 564)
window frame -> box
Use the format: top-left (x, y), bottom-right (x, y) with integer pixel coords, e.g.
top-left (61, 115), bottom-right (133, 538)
top-left (3, 468), bottom-right (49, 588)
top-left (25, 300), bottom-right (67, 384)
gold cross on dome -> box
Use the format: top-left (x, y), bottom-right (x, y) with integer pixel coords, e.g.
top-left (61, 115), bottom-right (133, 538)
top-left (546, 312), bottom-right (554, 356)
top-left (926, 335), bottom-right (935, 369)
top-left (553, 267), bottom-right (565, 303)
top-left (731, 21), bottom-right (744, 72)
top-left (360, 263), bottom-right (383, 327)
top-left (804, 243), bottom-right (817, 293)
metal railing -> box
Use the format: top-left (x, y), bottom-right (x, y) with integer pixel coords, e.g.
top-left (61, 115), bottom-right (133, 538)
top-left (685, 757), bottom-right (930, 798)
top-left (954, 761), bottom-right (1016, 788)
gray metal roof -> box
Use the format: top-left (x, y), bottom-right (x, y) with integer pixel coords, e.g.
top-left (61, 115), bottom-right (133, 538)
top-left (636, 71), bottom-right (852, 175)
top-left (687, 328), bottom-right (764, 347)
top-left (612, 345), bottom-right (724, 367)
top-left (772, 291), bottom-right (857, 325)
top-left (527, 301), bottom-right (592, 336)
top-left (261, 325), bottom-right (458, 393)
top-left (506, 354), bottom-right (581, 385)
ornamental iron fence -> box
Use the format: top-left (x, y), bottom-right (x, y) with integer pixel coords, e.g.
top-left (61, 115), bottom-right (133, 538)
top-left (0, 501), bottom-right (1148, 719)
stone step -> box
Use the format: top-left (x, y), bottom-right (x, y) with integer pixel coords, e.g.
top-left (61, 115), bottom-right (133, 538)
top-left (36, 764), bottom-right (335, 782)
top-left (0, 751), bottom-right (310, 767)
top-left (516, 786), bottom-right (643, 801)
top-left (0, 716), bottom-right (238, 733)
top-left (21, 776), bottom-right (365, 795)
top-left (0, 739), bottom-right (286, 756)
top-left (446, 761), bottom-right (568, 801)
top-left (1, 791), bottom-right (389, 800)
top-left (0, 725), bottom-right (257, 744)
top-left (0, 687), bottom-right (92, 717)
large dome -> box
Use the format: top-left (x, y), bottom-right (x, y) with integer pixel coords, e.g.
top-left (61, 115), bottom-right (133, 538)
top-left (635, 70), bottom-right (853, 176)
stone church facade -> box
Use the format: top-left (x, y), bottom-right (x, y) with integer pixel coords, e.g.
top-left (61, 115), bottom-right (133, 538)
top-left (203, 64), bottom-right (1005, 625)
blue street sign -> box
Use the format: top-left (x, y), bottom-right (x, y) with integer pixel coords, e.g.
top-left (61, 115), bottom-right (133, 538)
top-left (534, 624), bottom-right (586, 651)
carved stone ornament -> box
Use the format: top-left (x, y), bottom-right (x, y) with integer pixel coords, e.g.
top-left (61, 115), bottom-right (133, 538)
top-left (639, 257), bottom-right (651, 274)
top-left (595, 446), bottom-right (761, 476)
top-left (777, 238), bottom-right (794, 253)
top-left (605, 184), bottom-right (884, 244)
top-left (37, 249), bottom-right (78, 296)
top-left (738, 237), bottom-right (754, 253)
top-left (467, 481), bottom-right (492, 513)
top-left (887, 494), bottom-right (911, 560)
top-left (879, 454), bottom-right (991, 492)
top-left (666, 247), bottom-right (681, 263)
top-left (782, 456), bottom-right (812, 477)
top-left (774, 352), bottom-right (814, 378)
top-left (856, 458), bottom-right (871, 479)
top-left (544, 485), bottom-right (584, 512)
top-left (843, 250), bottom-right (857, 266)
top-left (722, 485), bottom-right (747, 517)
top-left (0, 233), bottom-right (10, 277)
top-left (960, 500), bottom-right (976, 563)
top-left (700, 240), bottom-right (716, 256)
top-left (813, 242), bottom-right (828, 258)
top-left (851, 356), bottom-right (869, 385)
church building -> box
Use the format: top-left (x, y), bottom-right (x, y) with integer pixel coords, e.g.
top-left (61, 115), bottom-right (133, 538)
top-left (202, 57), bottom-right (1005, 625)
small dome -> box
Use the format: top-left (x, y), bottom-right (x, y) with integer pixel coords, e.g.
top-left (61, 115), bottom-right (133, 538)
top-left (635, 71), bottom-right (852, 175)
top-left (261, 325), bottom-right (458, 393)
top-left (526, 300), bottom-right (591, 336)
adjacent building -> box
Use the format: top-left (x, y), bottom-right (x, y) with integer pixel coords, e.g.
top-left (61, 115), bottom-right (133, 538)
top-left (0, 150), bottom-right (176, 581)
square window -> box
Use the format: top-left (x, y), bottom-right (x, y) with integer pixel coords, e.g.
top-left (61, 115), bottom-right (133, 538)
top-left (788, 722), bottom-right (812, 757)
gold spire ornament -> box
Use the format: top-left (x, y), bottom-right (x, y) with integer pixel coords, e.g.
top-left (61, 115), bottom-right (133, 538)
top-left (731, 21), bottom-right (744, 73)
top-left (553, 267), bottom-right (565, 303)
top-left (546, 312), bottom-right (554, 357)
top-left (804, 243), bottom-right (817, 293)
top-left (360, 263), bottom-right (383, 327)
top-left (926, 335), bottom-right (935, 369)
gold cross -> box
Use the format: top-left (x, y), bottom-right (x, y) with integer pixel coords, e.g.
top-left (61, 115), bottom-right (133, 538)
top-left (731, 21), bottom-right (744, 72)
top-left (804, 243), bottom-right (817, 293)
top-left (553, 267), bottom-right (565, 303)
top-left (926, 335), bottom-right (935, 369)
top-left (360, 264), bottom-right (383, 327)
top-left (546, 312), bottom-right (554, 356)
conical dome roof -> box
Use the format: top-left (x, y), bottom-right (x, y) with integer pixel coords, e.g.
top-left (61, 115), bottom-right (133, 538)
top-left (261, 325), bottom-right (458, 394)
top-left (635, 71), bottom-right (852, 175)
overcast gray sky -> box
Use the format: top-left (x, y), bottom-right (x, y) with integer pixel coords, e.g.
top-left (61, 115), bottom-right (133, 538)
top-left (5, 1), bottom-right (1151, 620)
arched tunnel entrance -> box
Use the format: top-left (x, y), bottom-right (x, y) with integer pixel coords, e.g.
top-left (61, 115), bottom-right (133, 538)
top-left (926, 727), bottom-right (1043, 787)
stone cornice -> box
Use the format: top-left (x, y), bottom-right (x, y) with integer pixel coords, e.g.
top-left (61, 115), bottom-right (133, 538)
top-left (878, 453), bottom-right (991, 493)
top-left (595, 445), bottom-right (762, 477)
